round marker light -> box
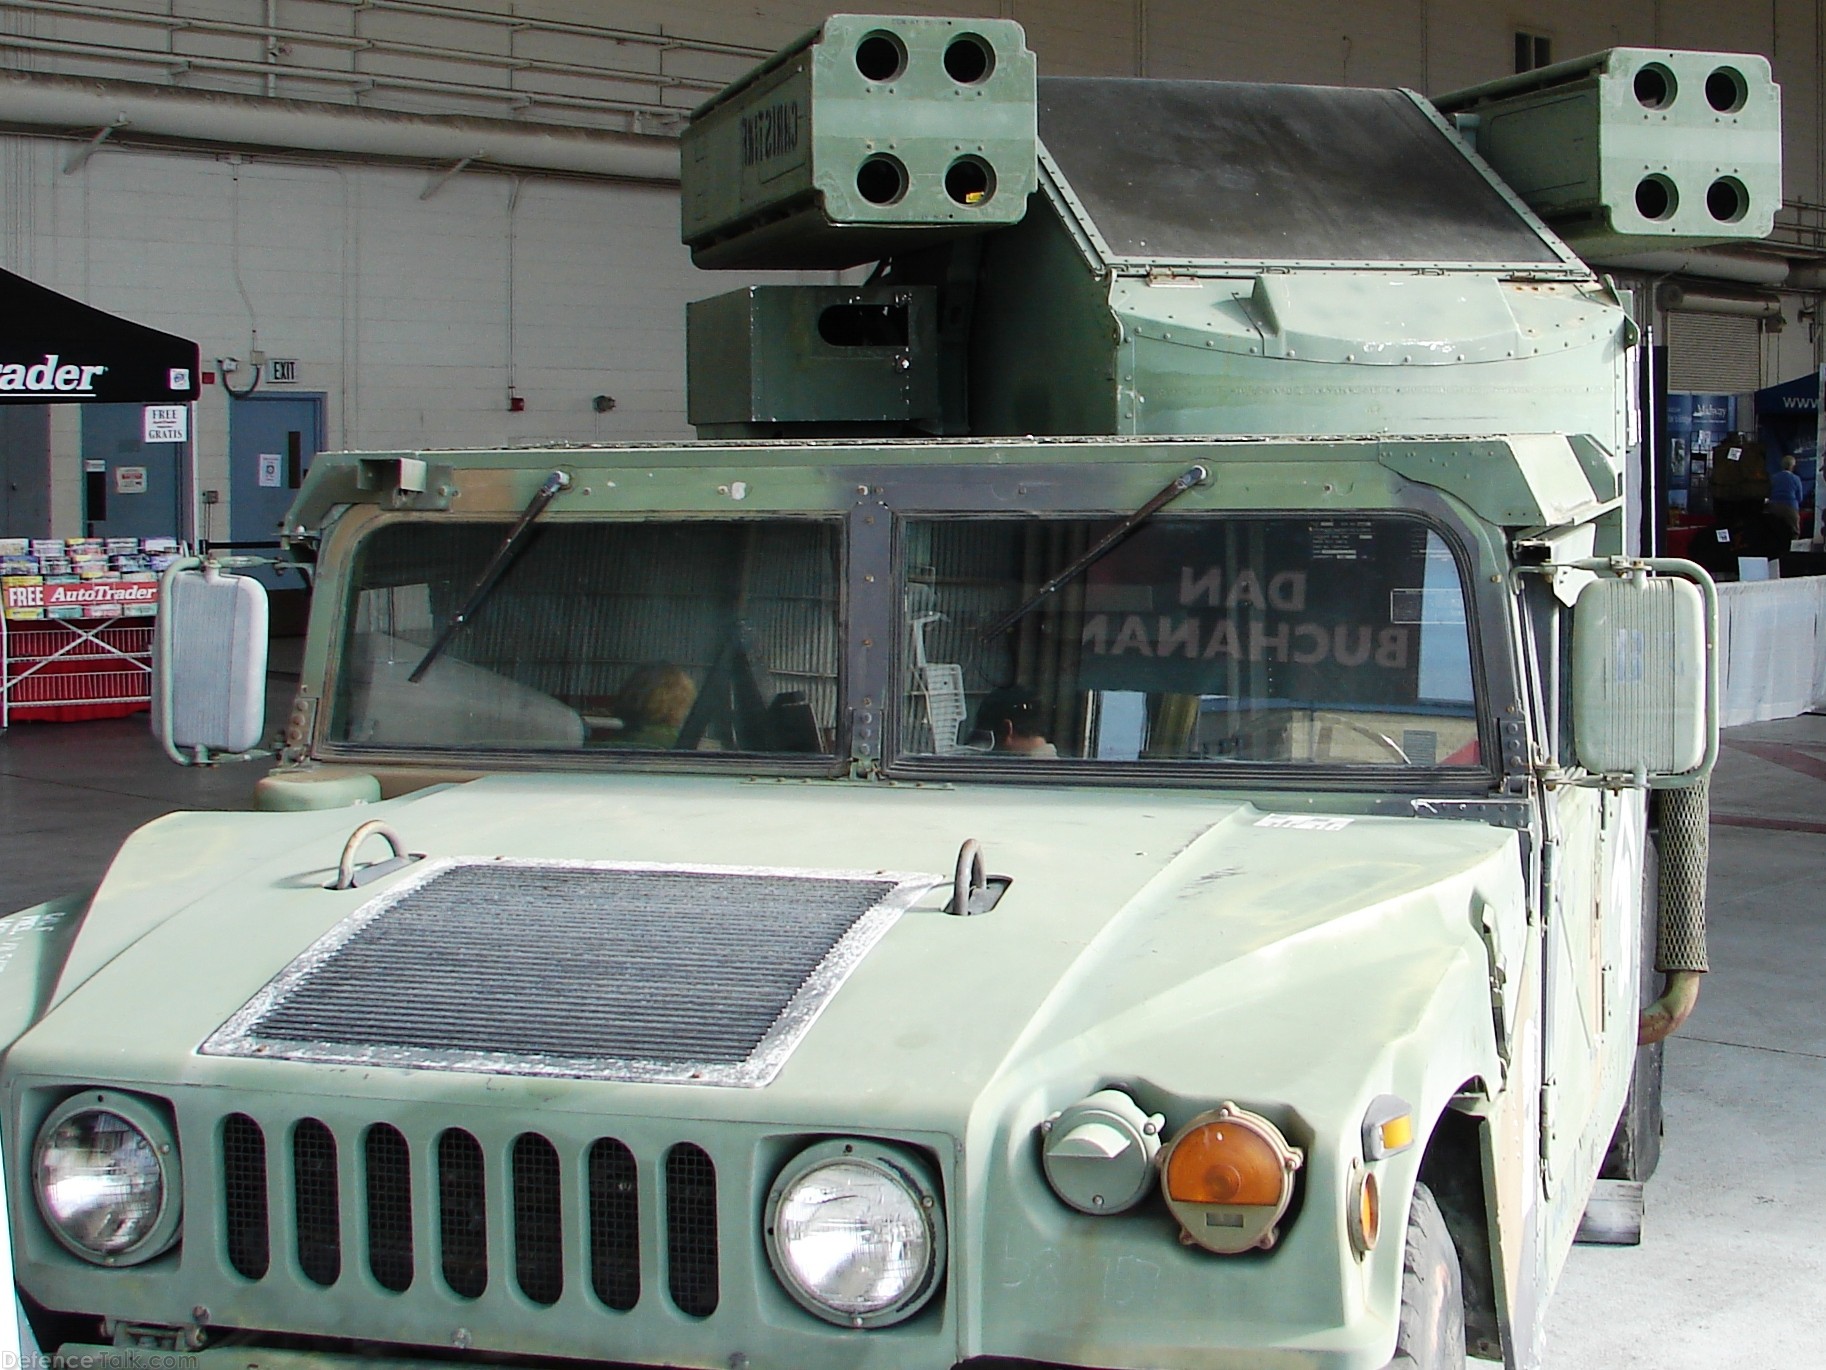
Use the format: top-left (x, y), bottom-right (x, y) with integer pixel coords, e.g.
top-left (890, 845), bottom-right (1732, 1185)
top-left (34, 1093), bottom-right (181, 1264)
top-left (1346, 1161), bottom-right (1380, 1257)
top-left (765, 1141), bottom-right (945, 1328)
top-left (1159, 1102), bottom-right (1302, 1254)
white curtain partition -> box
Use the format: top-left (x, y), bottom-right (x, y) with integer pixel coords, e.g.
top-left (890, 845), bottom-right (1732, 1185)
top-left (1716, 578), bottom-right (1826, 726)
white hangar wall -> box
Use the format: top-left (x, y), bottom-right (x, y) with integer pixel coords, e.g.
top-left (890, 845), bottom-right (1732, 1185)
top-left (1, 132), bottom-right (743, 536)
top-left (0, 0), bottom-right (1822, 539)
top-left (5, 139), bottom-right (710, 447)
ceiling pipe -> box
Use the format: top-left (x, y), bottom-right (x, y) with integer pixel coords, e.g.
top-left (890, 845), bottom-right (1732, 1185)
top-left (1595, 248), bottom-right (1793, 286)
top-left (1655, 282), bottom-right (1784, 317)
top-left (0, 71), bottom-right (680, 185)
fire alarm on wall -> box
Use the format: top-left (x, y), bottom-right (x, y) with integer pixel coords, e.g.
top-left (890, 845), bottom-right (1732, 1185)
top-left (508, 394), bottom-right (526, 413)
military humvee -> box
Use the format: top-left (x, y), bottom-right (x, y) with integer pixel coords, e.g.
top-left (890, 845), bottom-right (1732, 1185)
top-left (1, 17), bottom-right (1778, 1370)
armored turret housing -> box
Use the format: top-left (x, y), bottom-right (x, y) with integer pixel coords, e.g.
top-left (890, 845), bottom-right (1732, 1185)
top-left (681, 18), bottom-right (1781, 447)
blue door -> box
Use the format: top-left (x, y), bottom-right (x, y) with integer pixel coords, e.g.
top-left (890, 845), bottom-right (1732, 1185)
top-left (80, 404), bottom-right (185, 541)
top-left (0, 405), bottom-right (51, 536)
top-left (229, 394), bottom-right (324, 589)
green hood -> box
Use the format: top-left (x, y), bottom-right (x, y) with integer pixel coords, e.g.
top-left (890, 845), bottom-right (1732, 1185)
top-left (17, 772), bottom-right (1516, 1131)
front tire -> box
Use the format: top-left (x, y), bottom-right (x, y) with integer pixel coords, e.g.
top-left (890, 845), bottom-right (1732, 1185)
top-left (1384, 1183), bottom-right (1465, 1369)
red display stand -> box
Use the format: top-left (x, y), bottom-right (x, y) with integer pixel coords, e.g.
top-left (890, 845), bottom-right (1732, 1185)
top-left (0, 616), bottom-right (155, 726)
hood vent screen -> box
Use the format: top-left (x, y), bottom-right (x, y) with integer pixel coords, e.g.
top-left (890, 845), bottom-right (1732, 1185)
top-left (202, 859), bottom-right (937, 1087)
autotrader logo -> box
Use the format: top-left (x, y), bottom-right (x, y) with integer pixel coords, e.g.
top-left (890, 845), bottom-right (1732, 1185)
top-left (0, 355), bottom-right (108, 396)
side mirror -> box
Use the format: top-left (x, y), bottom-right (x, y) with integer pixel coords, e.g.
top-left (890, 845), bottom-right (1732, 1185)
top-left (151, 558), bottom-right (269, 764)
top-left (1568, 559), bottom-right (1717, 787)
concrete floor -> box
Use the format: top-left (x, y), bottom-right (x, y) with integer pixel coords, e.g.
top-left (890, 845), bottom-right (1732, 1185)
top-left (0, 695), bottom-right (1820, 1366)
top-left (1545, 714), bottom-right (1826, 1369)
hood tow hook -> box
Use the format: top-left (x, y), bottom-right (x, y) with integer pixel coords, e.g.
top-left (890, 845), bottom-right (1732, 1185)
top-left (948, 839), bottom-right (1011, 915)
top-left (329, 819), bottom-right (425, 890)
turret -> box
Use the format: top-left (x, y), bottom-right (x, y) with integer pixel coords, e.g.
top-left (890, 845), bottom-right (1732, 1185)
top-left (679, 16), bottom-right (1783, 445)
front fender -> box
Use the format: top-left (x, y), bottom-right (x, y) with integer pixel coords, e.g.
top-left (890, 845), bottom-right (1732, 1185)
top-left (959, 843), bottom-right (1520, 1369)
top-left (0, 898), bottom-right (87, 1056)
top-left (0, 898), bottom-right (83, 1366)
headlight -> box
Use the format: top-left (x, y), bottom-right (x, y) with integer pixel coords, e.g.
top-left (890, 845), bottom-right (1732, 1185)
top-left (765, 1139), bottom-right (945, 1328)
top-left (33, 1092), bottom-right (182, 1265)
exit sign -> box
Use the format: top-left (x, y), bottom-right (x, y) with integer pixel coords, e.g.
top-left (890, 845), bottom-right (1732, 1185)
top-left (268, 358), bottom-right (299, 383)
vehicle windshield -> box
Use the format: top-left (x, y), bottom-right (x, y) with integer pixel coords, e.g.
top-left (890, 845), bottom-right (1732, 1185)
top-left (330, 519), bottom-right (842, 757)
top-left (900, 513), bottom-right (1482, 768)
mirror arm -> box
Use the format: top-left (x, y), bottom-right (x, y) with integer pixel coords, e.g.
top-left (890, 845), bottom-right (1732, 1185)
top-left (155, 556), bottom-right (203, 767)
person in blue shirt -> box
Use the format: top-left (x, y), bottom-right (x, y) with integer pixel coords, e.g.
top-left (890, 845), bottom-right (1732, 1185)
top-left (1768, 452), bottom-right (1803, 538)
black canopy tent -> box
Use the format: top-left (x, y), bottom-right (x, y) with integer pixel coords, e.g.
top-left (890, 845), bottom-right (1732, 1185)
top-left (0, 268), bottom-right (199, 405)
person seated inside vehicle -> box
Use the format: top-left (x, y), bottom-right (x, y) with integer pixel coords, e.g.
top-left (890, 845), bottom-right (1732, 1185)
top-left (608, 663), bottom-right (698, 748)
top-left (975, 685), bottom-right (1059, 758)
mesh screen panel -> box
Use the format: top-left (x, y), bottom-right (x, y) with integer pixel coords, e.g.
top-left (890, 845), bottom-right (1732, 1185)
top-left (222, 1113), bottom-right (270, 1280)
top-left (438, 1130), bottom-right (488, 1299)
top-left (589, 1138), bottom-right (640, 1311)
top-left (364, 1125), bottom-right (414, 1293)
top-left (665, 1144), bottom-right (719, 1318)
top-left (1657, 778), bottom-right (1711, 972)
top-left (512, 1133), bottom-right (564, 1306)
top-left (292, 1119), bottom-right (341, 1286)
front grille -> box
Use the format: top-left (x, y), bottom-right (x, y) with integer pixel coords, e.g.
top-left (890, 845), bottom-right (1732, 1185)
top-left (203, 860), bottom-right (938, 1087)
top-left (512, 1133), bottom-right (563, 1306)
top-left (222, 1113), bottom-right (269, 1280)
top-left (589, 1139), bottom-right (640, 1311)
top-left (364, 1125), bottom-right (414, 1292)
top-left (438, 1130), bottom-right (488, 1299)
top-left (666, 1144), bottom-right (719, 1318)
top-left (219, 1115), bottom-right (718, 1321)
top-left (293, 1119), bottom-right (341, 1286)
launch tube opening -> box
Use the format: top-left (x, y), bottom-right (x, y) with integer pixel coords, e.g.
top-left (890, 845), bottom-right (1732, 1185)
top-left (1633, 64), bottom-right (1677, 109)
top-left (855, 32), bottom-right (907, 84)
top-left (944, 34), bottom-right (994, 85)
top-left (857, 155), bottom-right (909, 205)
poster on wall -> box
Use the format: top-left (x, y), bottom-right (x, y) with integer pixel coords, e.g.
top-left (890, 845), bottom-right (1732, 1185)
top-left (1665, 393), bottom-right (1734, 515)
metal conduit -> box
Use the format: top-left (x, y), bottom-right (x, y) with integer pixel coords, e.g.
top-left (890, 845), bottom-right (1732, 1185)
top-left (0, 0), bottom-right (769, 131)
top-left (3, 0), bottom-right (768, 62)
top-left (0, 8), bottom-right (736, 95)
top-left (350, 0), bottom-right (771, 59)
top-left (0, 71), bottom-right (681, 184)
top-left (0, 35), bottom-right (704, 130)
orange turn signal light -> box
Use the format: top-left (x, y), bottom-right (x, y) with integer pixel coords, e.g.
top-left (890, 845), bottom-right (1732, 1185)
top-left (1163, 1115), bottom-right (1292, 1206)
top-left (1158, 1102), bottom-right (1303, 1254)
top-left (1346, 1161), bottom-right (1380, 1257)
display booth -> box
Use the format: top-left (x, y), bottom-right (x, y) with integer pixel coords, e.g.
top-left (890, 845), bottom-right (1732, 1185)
top-left (0, 269), bottom-right (199, 724)
top-left (1754, 371), bottom-right (1819, 543)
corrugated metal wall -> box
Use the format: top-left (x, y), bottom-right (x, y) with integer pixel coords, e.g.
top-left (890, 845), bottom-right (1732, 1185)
top-left (1666, 312), bottom-right (1766, 393)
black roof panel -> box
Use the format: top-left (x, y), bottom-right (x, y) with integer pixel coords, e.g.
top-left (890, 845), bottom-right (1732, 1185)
top-left (1037, 78), bottom-right (1564, 266)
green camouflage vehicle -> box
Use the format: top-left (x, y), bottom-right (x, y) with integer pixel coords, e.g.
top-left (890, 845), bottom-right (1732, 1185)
top-left (1, 18), bottom-right (1778, 1370)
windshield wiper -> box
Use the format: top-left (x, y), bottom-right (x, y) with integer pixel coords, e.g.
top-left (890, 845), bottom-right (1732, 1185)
top-left (983, 463), bottom-right (1208, 639)
top-left (408, 468), bottom-right (571, 683)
